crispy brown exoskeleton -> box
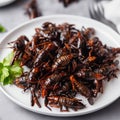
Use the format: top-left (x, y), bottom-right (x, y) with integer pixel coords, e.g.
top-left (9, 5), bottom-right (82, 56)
top-left (47, 96), bottom-right (85, 111)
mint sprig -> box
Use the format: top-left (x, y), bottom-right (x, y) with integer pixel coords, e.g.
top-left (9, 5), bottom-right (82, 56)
top-left (0, 52), bottom-right (23, 85)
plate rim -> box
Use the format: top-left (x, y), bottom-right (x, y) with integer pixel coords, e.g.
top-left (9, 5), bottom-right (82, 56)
top-left (0, 0), bottom-right (15, 7)
top-left (0, 15), bottom-right (120, 117)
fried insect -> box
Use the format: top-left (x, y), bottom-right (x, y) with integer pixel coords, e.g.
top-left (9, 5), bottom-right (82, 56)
top-left (31, 86), bottom-right (41, 108)
top-left (42, 72), bottom-right (67, 98)
top-left (8, 35), bottom-right (29, 65)
top-left (34, 42), bottom-right (58, 68)
top-left (70, 75), bottom-right (91, 98)
top-left (47, 96), bottom-right (85, 111)
top-left (52, 54), bottom-right (76, 72)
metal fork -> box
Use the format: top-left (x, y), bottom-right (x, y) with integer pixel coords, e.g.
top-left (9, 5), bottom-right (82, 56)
top-left (89, 1), bottom-right (119, 33)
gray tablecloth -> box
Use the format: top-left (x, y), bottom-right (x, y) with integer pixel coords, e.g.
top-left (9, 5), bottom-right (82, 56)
top-left (0, 0), bottom-right (120, 120)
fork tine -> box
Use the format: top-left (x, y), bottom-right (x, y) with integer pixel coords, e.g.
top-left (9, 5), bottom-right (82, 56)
top-left (89, 2), bottom-right (99, 20)
top-left (93, 4), bottom-right (103, 21)
top-left (93, 8), bottom-right (101, 20)
top-left (99, 2), bottom-right (104, 14)
top-left (89, 7), bottom-right (96, 19)
top-left (97, 3), bottom-right (105, 18)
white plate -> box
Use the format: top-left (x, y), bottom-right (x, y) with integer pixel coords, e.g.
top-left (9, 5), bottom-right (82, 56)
top-left (0, 0), bottom-right (15, 7)
top-left (0, 15), bottom-right (120, 117)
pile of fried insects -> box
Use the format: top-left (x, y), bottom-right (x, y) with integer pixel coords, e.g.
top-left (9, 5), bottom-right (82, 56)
top-left (9, 22), bottom-right (120, 112)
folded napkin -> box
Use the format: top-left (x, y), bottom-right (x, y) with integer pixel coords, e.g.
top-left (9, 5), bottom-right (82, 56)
top-left (101, 0), bottom-right (120, 33)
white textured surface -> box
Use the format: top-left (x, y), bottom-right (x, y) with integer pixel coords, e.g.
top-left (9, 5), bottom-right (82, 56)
top-left (0, 0), bottom-right (120, 120)
top-left (102, 0), bottom-right (120, 33)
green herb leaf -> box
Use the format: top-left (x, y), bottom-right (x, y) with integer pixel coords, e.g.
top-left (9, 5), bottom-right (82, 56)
top-left (3, 52), bottom-right (14, 66)
top-left (0, 51), bottom-right (23, 85)
top-left (10, 63), bottom-right (23, 77)
top-left (0, 63), bottom-right (3, 78)
top-left (0, 24), bottom-right (6, 32)
top-left (0, 67), bottom-right (9, 82)
top-left (0, 63), bottom-right (3, 68)
top-left (3, 77), bottom-right (12, 85)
